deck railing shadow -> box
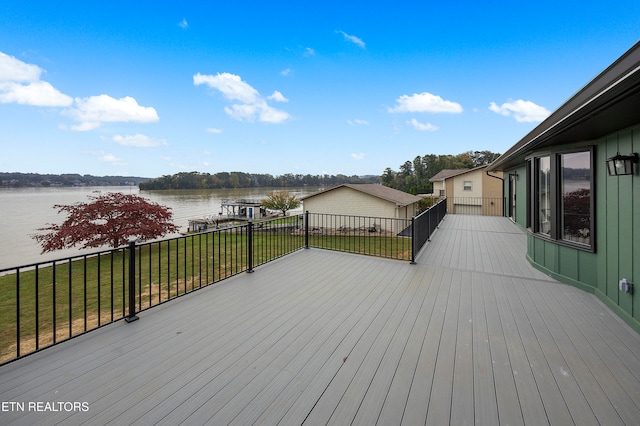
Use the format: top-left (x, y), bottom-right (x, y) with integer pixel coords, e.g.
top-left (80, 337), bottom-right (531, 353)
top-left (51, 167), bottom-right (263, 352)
top-left (0, 199), bottom-right (447, 365)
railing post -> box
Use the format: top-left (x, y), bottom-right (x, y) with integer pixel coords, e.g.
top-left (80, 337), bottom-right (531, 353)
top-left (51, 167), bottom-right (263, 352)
top-left (16, 271), bottom-right (20, 357)
top-left (304, 210), bottom-right (309, 249)
top-left (247, 221), bottom-right (254, 273)
top-left (410, 217), bottom-right (416, 264)
top-left (125, 240), bottom-right (139, 323)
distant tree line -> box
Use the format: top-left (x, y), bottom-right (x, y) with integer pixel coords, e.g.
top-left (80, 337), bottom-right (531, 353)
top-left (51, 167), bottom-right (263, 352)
top-left (4, 150), bottom-right (500, 193)
top-left (138, 171), bottom-right (379, 190)
top-left (381, 150), bottom-right (501, 194)
top-left (0, 172), bottom-right (150, 188)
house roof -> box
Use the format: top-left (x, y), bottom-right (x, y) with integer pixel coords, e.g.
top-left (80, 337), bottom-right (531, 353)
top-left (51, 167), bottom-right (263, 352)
top-left (300, 184), bottom-right (422, 207)
top-left (429, 169), bottom-right (465, 181)
top-left (429, 166), bottom-right (487, 182)
top-left (488, 40), bottom-right (640, 172)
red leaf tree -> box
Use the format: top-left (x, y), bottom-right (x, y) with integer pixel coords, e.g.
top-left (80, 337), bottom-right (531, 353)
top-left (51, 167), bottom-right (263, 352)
top-left (33, 192), bottom-right (180, 253)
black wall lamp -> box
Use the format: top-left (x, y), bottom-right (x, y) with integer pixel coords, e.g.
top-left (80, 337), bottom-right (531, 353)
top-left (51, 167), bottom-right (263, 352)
top-left (606, 152), bottom-right (638, 176)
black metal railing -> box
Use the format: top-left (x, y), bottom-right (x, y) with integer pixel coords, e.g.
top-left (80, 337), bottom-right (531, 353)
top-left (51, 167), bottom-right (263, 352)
top-left (412, 198), bottom-right (447, 261)
top-left (252, 216), bottom-right (304, 269)
top-left (0, 216), bottom-right (304, 365)
top-left (0, 208), bottom-right (452, 365)
top-left (304, 212), bottom-right (413, 260)
top-left (0, 248), bottom-right (130, 364)
top-left (446, 197), bottom-right (503, 216)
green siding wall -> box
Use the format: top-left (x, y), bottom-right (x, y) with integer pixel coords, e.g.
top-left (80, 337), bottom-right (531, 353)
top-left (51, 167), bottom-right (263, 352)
top-left (504, 125), bottom-right (640, 332)
top-left (514, 164), bottom-right (528, 225)
top-left (597, 128), bottom-right (639, 326)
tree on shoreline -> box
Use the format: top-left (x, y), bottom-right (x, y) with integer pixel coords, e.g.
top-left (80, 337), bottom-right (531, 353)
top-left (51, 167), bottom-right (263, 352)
top-left (261, 191), bottom-right (300, 216)
top-left (32, 192), bottom-right (179, 253)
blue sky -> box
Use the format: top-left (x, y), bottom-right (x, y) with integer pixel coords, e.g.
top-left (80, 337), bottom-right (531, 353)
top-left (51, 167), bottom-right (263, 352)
top-left (1, 1), bottom-right (639, 178)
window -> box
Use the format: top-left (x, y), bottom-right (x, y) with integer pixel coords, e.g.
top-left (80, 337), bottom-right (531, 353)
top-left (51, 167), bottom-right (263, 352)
top-left (528, 148), bottom-right (594, 250)
top-left (463, 181), bottom-right (472, 191)
top-left (537, 156), bottom-right (551, 235)
top-left (561, 152), bottom-right (591, 245)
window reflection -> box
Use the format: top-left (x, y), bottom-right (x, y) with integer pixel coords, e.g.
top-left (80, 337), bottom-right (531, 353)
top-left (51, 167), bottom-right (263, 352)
top-left (537, 156), bottom-right (551, 235)
top-left (561, 152), bottom-right (591, 244)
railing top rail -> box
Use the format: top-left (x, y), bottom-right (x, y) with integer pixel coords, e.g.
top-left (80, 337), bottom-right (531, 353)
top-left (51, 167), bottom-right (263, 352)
top-left (2, 221), bottom-right (258, 273)
top-left (307, 212), bottom-right (411, 221)
top-left (414, 197), bottom-right (447, 220)
top-left (2, 209), bottom-right (425, 274)
top-left (0, 245), bottom-right (128, 274)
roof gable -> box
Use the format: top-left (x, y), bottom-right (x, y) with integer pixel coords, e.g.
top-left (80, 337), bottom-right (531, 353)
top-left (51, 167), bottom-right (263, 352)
top-left (429, 169), bottom-right (464, 181)
top-left (301, 184), bottom-right (421, 206)
top-left (429, 166), bottom-right (487, 181)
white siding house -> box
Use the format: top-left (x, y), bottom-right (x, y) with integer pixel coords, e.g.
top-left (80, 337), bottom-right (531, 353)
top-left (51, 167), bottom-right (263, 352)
top-left (428, 169), bottom-right (462, 196)
top-left (430, 166), bottom-right (504, 215)
top-left (301, 184), bottom-right (422, 234)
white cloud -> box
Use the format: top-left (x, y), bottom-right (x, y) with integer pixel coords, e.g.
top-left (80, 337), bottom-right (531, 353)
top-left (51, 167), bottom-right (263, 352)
top-left (407, 118), bottom-right (439, 131)
top-left (0, 52), bottom-right (42, 82)
top-left (280, 68), bottom-right (292, 76)
top-left (388, 92), bottom-right (463, 113)
top-left (258, 106), bottom-right (291, 123)
top-left (0, 51), bottom-right (161, 131)
top-left (337, 31), bottom-right (366, 49)
top-left (97, 151), bottom-right (126, 166)
top-left (194, 72), bottom-right (259, 103)
top-left (0, 52), bottom-right (72, 106)
top-left (268, 90), bottom-right (288, 102)
top-left (194, 72), bottom-right (290, 124)
top-left (350, 153), bottom-right (366, 160)
top-left (0, 81), bottom-right (73, 106)
top-left (347, 119), bottom-right (369, 126)
top-left (112, 133), bottom-right (165, 147)
top-left (63, 95), bottom-right (159, 131)
top-left (304, 47), bottom-right (316, 57)
top-left (178, 18), bottom-right (189, 29)
top-left (224, 103), bottom-right (258, 121)
top-left (489, 100), bottom-right (550, 123)
top-left (206, 127), bottom-right (223, 134)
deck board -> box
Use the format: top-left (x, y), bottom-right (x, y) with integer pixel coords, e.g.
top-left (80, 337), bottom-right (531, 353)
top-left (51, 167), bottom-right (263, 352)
top-left (425, 267), bottom-right (459, 426)
top-left (516, 278), bottom-right (598, 426)
top-left (503, 276), bottom-right (574, 425)
top-left (450, 270), bottom-right (474, 426)
top-left (400, 266), bottom-right (449, 426)
top-left (493, 275), bottom-right (549, 425)
top-left (2, 215), bottom-right (640, 425)
top-left (471, 272), bottom-right (499, 425)
top-left (483, 273), bottom-right (526, 426)
top-left (376, 266), bottom-right (441, 426)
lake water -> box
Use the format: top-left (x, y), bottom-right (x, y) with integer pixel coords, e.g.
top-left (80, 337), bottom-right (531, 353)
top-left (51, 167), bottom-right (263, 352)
top-left (0, 186), bottom-right (322, 270)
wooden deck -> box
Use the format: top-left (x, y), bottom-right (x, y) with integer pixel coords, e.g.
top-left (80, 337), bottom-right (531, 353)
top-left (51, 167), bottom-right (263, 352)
top-left (2, 215), bottom-right (640, 425)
